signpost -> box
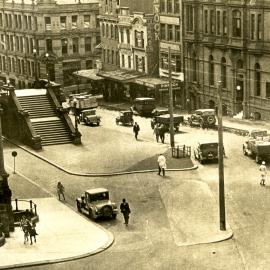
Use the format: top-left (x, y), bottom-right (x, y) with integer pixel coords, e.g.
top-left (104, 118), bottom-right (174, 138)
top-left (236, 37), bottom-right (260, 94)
top-left (11, 151), bottom-right (17, 174)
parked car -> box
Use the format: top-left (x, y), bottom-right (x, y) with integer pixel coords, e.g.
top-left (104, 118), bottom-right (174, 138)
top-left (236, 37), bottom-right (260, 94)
top-left (194, 141), bottom-right (219, 164)
top-left (76, 188), bottom-right (118, 220)
top-left (131, 97), bottom-right (156, 116)
top-left (116, 111), bottom-right (134, 126)
top-left (188, 109), bottom-right (216, 128)
top-left (243, 130), bottom-right (270, 163)
top-left (79, 109), bottom-right (101, 126)
top-left (150, 109), bottom-right (169, 129)
top-left (152, 113), bottom-right (184, 132)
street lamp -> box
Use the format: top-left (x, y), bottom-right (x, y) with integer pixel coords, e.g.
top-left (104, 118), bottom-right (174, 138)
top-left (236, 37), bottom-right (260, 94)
top-left (45, 53), bottom-right (50, 84)
top-left (33, 48), bottom-right (38, 88)
top-left (217, 80), bottom-right (226, 231)
top-left (73, 99), bottom-right (79, 132)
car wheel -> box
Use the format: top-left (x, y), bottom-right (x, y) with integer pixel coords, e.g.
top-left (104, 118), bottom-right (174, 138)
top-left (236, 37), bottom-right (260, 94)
top-left (77, 202), bottom-right (82, 213)
top-left (102, 206), bottom-right (113, 217)
top-left (88, 209), bottom-right (94, 219)
top-left (112, 213), bottom-right (117, 219)
top-left (97, 121), bottom-right (100, 126)
top-left (207, 115), bottom-right (216, 125)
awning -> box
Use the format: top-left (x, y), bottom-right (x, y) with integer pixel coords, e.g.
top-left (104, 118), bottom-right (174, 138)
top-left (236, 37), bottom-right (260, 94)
top-left (73, 69), bottom-right (104, 81)
top-left (98, 69), bottom-right (143, 82)
top-left (134, 76), bottom-right (180, 90)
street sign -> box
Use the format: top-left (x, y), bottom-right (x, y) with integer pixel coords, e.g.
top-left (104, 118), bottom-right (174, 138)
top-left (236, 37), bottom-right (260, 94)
top-left (11, 151), bottom-right (17, 174)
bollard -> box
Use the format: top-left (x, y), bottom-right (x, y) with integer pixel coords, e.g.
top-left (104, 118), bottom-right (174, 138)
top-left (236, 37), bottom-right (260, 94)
top-left (34, 205), bottom-right (37, 216)
top-left (15, 198), bottom-right (18, 211)
top-left (30, 200), bottom-right (33, 213)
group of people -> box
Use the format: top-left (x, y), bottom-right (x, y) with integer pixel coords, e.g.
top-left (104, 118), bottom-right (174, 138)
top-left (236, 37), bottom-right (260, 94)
top-left (20, 215), bottom-right (38, 245)
top-left (153, 123), bottom-right (166, 143)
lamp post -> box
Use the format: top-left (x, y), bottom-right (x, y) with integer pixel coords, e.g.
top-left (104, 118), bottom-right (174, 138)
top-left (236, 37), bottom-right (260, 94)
top-left (217, 80), bottom-right (226, 231)
top-left (45, 53), bottom-right (50, 84)
top-left (73, 100), bottom-right (79, 132)
top-left (33, 49), bottom-right (38, 88)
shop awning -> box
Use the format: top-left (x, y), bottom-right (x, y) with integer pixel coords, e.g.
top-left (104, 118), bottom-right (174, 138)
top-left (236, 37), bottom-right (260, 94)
top-left (73, 69), bottom-right (104, 81)
top-left (98, 69), bottom-right (143, 82)
top-left (134, 76), bottom-right (179, 90)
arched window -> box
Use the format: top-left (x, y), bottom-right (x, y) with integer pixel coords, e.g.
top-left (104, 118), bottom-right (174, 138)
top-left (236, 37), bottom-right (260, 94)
top-left (192, 52), bottom-right (197, 81)
top-left (232, 10), bottom-right (241, 37)
top-left (221, 57), bottom-right (227, 88)
top-left (209, 55), bottom-right (214, 85)
top-left (237, 59), bottom-right (243, 69)
top-left (255, 63), bottom-right (261, 96)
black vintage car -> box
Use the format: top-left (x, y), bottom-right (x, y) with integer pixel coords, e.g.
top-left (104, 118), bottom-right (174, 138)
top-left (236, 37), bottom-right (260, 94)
top-left (115, 111), bottom-right (134, 126)
top-left (154, 114), bottom-right (184, 132)
top-left (194, 141), bottom-right (219, 164)
top-left (131, 97), bottom-right (156, 116)
top-left (188, 109), bottom-right (216, 129)
top-left (150, 109), bottom-right (169, 129)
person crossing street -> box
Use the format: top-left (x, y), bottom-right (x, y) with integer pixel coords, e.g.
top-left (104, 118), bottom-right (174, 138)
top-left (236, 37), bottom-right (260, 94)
top-left (133, 122), bottom-right (140, 140)
top-left (120, 198), bottom-right (131, 226)
top-left (259, 161), bottom-right (267, 186)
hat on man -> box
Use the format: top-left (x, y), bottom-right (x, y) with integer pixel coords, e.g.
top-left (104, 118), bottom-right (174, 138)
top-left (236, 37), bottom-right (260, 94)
top-left (262, 161), bottom-right (266, 165)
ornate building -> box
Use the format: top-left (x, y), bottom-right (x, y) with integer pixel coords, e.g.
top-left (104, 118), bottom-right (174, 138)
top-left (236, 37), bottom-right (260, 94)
top-left (183, 0), bottom-right (270, 120)
top-left (0, 0), bottom-right (100, 94)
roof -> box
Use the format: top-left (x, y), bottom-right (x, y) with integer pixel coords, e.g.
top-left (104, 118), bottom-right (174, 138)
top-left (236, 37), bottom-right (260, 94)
top-left (98, 69), bottom-right (143, 82)
top-left (73, 69), bottom-right (104, 81)
top-left (134, 76), bottom-right (171, 89)
top-left (85, 188), bottom-right (108, 194)
top-left (7, 0), bottom-right (98, 5)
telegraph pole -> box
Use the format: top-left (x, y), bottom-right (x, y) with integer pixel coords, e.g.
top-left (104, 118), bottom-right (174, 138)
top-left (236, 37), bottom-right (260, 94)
top-left (217, 80), bottom-right (226, 231)
top-left (168, 47), bottom-right (175, 147)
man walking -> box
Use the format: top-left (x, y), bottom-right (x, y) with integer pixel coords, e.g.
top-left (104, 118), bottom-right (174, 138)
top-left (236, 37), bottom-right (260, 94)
top-left (159, 124), bottom-right (165, 143)
top-left (259, 161), bottom-right (267, 186)
top-left (57, 181), bottom-right (65, 200)
top-left (153, 124), bottom-right (160, 142)
top-left (120, 198), bottom-right (131, 226)
top-left (133, 122), bottom-right (140, 140)
top-left (157, 153), bottom-right (167, 177)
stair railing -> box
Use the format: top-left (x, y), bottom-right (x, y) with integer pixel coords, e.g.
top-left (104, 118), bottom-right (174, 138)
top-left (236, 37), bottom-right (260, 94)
top-left (8, 88), bottom-right (42, 150)
top-left (47, 86), bottom-right (81, 144)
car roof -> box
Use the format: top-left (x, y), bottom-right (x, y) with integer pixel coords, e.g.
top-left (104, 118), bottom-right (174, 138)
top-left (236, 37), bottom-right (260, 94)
top-left (195, 109), bottom-right (215, 113)
top-left (86, 188), bottom-right (108, 194)
top-left (198, 141), bottom-right (218, 145)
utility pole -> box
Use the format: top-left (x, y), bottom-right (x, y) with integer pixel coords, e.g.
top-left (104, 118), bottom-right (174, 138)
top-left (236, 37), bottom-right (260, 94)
top-left (217, 80), bottom-right (226, 231)
top-left (168, 47), bottom-right (175, 147)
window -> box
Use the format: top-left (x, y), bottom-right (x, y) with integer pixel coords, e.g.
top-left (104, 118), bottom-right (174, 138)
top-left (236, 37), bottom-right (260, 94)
top-left (96, 35), bottom-right (101, 45)
top-left (18, 15), bottom-right (22, 29)
top-left (167, 0), bottom-right (173, 13)
top-left (110, 24), bottom-right (114, 39)
top-left (15, 36), bottom-right (19, 51)
top-left (102, 23), bottom-right (105, 36)
top-left (85, 37), bottom-right (91, 52)
top-left (171, 54), bottom-right (181, 72)
top-left (86, 60), bottom-right (93, 69)
top-left (168, 25), bottom-right (173, 41)
top-left (112, 50), bottom-right (114, 64)
top-left (266, 82), bottom-right (270, 98)
top-left (61, 39), bottom-right (68, 55)
top-left (116, 51), bottom-right (119, 65)
top-left (60, 16), bottom-right (66, 29)
top-left (25, 37), bottom-right (29, 53)
top-left (161, 53), bottom-right (168, 69)
top-left (45, 17), bottom-right (51, 31)
top-left (10, 35), bottom-right (14, 51)
top-left (204, 10), bottom-right (208, 34)
top-left (72, 15), bottom-right (78, 29)
top-left (174, 0), bottom-right (180, 14)
top-left (84, 15), bottom-right (90, 28)
top-left (257, 14), bottom-right (262, 40)
top-left (106, 23), bottom-right (109, 37)
top-left (122, 54), bottom-right (125, 67)
top-left (142, 57), bottom-right (145, 72)
top-left (209, 55), bottom-right (214, 86)
top-left (232, 10), bottom-right (241, 37)
top-left (192, 53), bottom-right (197, 81)
top-left (254, 63), bottom-right (261, 96)
top-left (251, 14), bottom-right (255, 40)
top-left (221, 57), bottom-right (227, 88)
top-left (126, 29), bottom-right (130, 44)
top-left (72, 37), bottom-right (79, 53)
top-left (107, 49), bottom-right (110, 63)
top-left (28, 16), bottom-right (32, 30)
top-left (135, 55), bottom-right (138, 70)
top-left (20, 36), bottom-right (23, 52)
top-left (210, 10), bottom-right (215, 34)
top-left (160, 0), bottom-right (165, 13)
top-left (120, 28), bottom-right (124, 43)
top-left (217, 11), bottom-right (221, 35)
top-left (175, 25), bottom-right (180, 42)
top-left (186, 5), bottom-right (194, 32)
top-left (223, 11), bottom-right (227, 35)
top-left (160, 24), bottom-right (166, 40)
top-left (46, 39), bottom-right (53, 52)
top-left (115, 25), bottom-right (118, 40)
top-left (128, 55), bottom-right (131, 68)
top-left (0, 13), bottom-right (2, 27)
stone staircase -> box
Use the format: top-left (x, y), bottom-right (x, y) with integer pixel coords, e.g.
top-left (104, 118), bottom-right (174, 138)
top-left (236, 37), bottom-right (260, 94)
top-left (16, 92), bottom-right (73, 146)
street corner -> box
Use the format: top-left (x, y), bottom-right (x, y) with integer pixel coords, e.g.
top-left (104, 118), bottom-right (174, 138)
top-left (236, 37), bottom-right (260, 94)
top-left (159, 178), bottom-right (233, 247)
top-left (0, 197), bottom-right (114, 270)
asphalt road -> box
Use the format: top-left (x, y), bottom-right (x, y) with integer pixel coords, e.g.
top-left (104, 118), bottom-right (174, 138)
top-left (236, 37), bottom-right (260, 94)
top-left (4, 108), bottom-right (270, 270)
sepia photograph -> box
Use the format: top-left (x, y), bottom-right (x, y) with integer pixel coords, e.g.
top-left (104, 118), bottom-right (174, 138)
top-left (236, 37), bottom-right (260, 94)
top-left (0, 0), bottom-right (269, 269)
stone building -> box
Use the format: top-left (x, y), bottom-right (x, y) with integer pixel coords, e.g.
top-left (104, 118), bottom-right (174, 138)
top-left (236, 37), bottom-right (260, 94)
top-left (183, 0), bottom-right (270, 120)
top-left (0, 0), bottom-right (100, 94)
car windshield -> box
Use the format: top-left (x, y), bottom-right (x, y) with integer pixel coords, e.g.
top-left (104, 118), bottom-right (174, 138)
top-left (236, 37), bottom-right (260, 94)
top-left (90, 192), bottom-right (109, 202)
top-left (200, 143), bottom-right (218, 149)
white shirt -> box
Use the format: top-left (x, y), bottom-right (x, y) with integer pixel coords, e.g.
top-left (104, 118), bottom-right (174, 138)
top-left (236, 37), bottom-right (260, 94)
top-left (158, 155), bottom-right (167, 169)
top-left (259, 164), bottom-right (267, 176)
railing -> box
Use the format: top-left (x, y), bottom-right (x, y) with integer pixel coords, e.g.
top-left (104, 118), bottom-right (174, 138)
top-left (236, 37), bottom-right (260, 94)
top-left (171, 145), bottom-right (191, 158)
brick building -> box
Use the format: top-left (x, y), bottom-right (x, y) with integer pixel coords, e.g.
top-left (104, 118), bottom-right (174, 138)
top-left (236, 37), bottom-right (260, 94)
top-left (0, 0), bottom-right (100, 94)
top-left (183, 0), bottom-right (270, 120)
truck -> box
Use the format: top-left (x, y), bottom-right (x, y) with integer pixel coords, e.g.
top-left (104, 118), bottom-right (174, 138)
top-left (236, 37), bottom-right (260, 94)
top-left (243, 130), bottom-right (270, 163)
top-left (69, 93), bottom-right (98, 114)
top-left (154, 113), bottom-right (184, 132)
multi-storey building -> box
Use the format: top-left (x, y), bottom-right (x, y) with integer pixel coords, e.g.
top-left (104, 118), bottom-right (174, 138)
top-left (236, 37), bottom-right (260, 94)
top-left (0, 0), bottom-right (100, 94)
top-left (183, 0), bottom-right (270, 120)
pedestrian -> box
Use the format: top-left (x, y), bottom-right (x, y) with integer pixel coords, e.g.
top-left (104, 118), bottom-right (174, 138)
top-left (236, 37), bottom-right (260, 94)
top-left (27, 220), bottom-right (38, 245)
top-left (133, 122), bottom-right (140, 140)
top-left (57, 181), bottom-right (65, 200)
top-left (20, 215), bottom-right (29, 244)
top-left (259, 161), bottom-right (267, 186)
top-left (153, 124), bottom-right (160, 142)
top-left (157, 153), bottom-right (167, 177)
top-left (159, 124), bottom-right (165, 144)
top-left (120, 198), bottom-right (131, 226)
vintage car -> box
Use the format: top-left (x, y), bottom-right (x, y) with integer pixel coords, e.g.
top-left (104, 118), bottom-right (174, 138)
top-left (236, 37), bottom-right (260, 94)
top-left (243, 130), bottom-right (270, 163)
top-left (150, 109), bottom-right (169, 129)
top-left (131, 97), bottom-right (156, 116)
top-left (79, 109), bottom-right (101, 126)
top-left (194, 141), bottom-right (219, 164)
top-left (76, 188), bottom-right (118, 220)
top-left (115, 111), bottom-right (134, 126)
top-left (188, 109), bottom-right (216, 128)
top-left (152, 113), bottom-right (184, 132)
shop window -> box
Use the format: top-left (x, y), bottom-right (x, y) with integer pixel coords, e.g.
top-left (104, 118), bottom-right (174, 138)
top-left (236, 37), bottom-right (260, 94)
top-left (60, 16), bottom-right (66, 30)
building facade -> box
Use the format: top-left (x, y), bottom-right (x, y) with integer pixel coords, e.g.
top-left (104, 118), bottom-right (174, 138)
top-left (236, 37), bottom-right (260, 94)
top-left (0, 0), bottom-right (100, 94)
top-left (183, 0), bottom-right (270, 120)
